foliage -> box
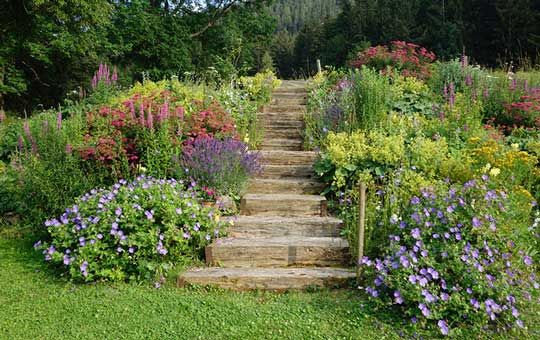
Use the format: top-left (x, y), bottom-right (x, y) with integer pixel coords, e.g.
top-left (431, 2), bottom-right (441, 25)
top-left (351, 42), bottom-right (436, 80)
top-left (35, 176), bottom-right (222, 284)
top-left (178, 137), bottom-right (263, 196)
top-left (360, 174), bottom-right (538, 337)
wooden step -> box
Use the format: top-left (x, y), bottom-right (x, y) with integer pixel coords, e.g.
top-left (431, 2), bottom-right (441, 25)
top-left (261, 121), bottom-right (304, 129)
top-left (263, 127), bottom-right (302, 139)
top-left (273, 87), bottom-right (308, 95)
top-left (240, 193), bottom-right (327, 217)
top-left (259, 139), bottom-right (303, 151)
top-left (258, 150), bottom-right (317, 166)
top-left (205, 236), bottom-right (350, 267)
top-left (258, 111), bottom-right (304, 120)
top-left (247, 178), bottom-right (324, 194)
top-left (229, 216), bottom-right (342, 237)
top-left (259, 164), bottom-right (313, 179)
top-left (262, 105), bottom-right (305, 113)
top-left (178, 267), bottom-right (355, 291)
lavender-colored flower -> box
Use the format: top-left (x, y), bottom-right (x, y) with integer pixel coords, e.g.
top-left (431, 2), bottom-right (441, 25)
top-left (437, 320), bottom-right (449, 335)
top-left (115, 207), bottom-right (122, 216)
top-left (524, 256), bottom-right (533, 266)
top-left (394, 290), bottom-right (403, 304)
top-left (472, 217), bottom-right (482, 227)
top-left (411, 228), bottom-right (421, 239)
top-left (418, 303), bottom-right (430, 317)
top-left (145, 210), bottom-right (154, 220)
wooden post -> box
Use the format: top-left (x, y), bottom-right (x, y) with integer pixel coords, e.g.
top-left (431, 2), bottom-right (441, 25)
top-left (357, 182), bottom-right (366, 278)
top-left (316, 59), bottom-right (322, 74)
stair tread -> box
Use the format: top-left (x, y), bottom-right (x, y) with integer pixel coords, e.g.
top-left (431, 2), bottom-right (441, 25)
top-left (213, 236), bottom-right (348, 247)
top-left (234, 216), bottom-right (341, 227)
top-left (181, 267), bottom-right (354, 279)
top-left (243, 193), bottom-right (325, 201)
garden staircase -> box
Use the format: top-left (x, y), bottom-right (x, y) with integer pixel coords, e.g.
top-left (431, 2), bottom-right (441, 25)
top-left (178, 80), bottom-right (355, 290)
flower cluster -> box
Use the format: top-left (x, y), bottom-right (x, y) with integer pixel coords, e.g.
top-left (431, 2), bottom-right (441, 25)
top-left (352, 41), bottom-right (436, 79)
top-left (360, 173), bottom-right (538, 336)
top-left (35, 176), bottom-right (224, 283)
top-left (92, 63), bottom-right (118, 89)
top-left (178, 137), bottom-right (262, 196)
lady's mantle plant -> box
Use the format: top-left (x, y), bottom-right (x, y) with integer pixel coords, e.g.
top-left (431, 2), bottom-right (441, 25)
top-left (35, 176), bottom-right (224, 283)
top-left (360, 173), bottom-right (538, 337)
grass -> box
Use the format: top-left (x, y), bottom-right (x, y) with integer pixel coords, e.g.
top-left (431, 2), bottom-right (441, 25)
top-left (2, 228), bottom-right (539, 340)
top-left (0, 233), bottom-right (400, 340)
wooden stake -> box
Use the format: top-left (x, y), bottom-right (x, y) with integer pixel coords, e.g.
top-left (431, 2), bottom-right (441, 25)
top-left (357, 182), bottom-right (366, 278)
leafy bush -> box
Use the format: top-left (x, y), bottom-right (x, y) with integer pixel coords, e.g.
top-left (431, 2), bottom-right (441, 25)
top-left (352, 41), bottom-right (436, 80)
top-left (35, 176), bottom-right (222, 284)
top-left (178, 137), bottom-right (263, 196)
top-left (360, 174), bottom-right (537, 337)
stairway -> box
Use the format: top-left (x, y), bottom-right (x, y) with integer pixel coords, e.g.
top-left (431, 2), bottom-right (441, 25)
top-left (178, 80), bottom-right (354, 291)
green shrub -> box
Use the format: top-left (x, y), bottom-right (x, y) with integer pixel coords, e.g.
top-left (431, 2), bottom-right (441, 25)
top-left (360, 173), bottom-right (537, 337)
top-left (35, 176), bottom-right (223, 284)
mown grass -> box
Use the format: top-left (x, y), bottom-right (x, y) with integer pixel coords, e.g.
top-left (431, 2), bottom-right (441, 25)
top-left (0, 233), bottom-right (400, 340)
top-left (2, 228), bottom-right (539, 340)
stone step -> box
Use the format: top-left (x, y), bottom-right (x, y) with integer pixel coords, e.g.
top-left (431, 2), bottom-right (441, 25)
top-left (259, 139), bottom-right (303, 151)
top-left (229, 216), bottom-right (342, 237)
top-left (259, 164), bottom-right (313, 179)
top-left (258, 150), bottom-right (318, 166)
top-left (205, 236), bottom-right (350, 267)
top-left (178, 267), bottom-right (355, 291)
top-left (247, 178), bottom-right (324, 194)
top-left (240, 193), bottom-right (327, 217)
top-left (262, 105), bottom-right (305, 113)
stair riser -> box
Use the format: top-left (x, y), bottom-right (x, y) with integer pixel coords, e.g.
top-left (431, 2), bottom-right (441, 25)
top-left (262, 121), bottom-right (304, 129)
top-left (206, 245), bottom-right (349, 267)
top-left (260, 144), bottom-right (302, 151)
top-left (263, 129), bottom-right (302, 139)
top-left (258, 113), bottom-right (304, 120)
top-left (270, 98), bottom-right (307, 106)
top-left (247, 180), bottom-right (323, 194)
top-left (178, 268), bottom-right (355, 291)
top-left (258, 152), bottom-right (317, 166)
top-left (273, 88), bottom-right (308, 95)
top-left (240, 199), bottom-right (327, 217)
top-left (263, 105), bottom-right (305, 113)
top-left (228, 222), bottom-right (341, 237)
top-left (259, 166), bottom-right (313, 179)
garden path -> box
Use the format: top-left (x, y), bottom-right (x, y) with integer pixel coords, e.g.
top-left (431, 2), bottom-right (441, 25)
top-left (178, 81), bottom-right (355, 290)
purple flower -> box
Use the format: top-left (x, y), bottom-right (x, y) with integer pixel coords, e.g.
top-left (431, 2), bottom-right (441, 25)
top-left (472, 217), bottom-right (482, 227)
top-left (418, 303), bottom-right (430, 317)
top-left (394, 291), bottom-right (403, 304)
top-left (437, 320), bottom-right (449, 335)
top-left (411, 228), bottom-right (421, 239)
top-left (524, 256), bottom-right (533, 266)
top-left (145, 210), bottom-right (154, 220)
top-left (128, 247), bottom-right (135, 254)
top-left (115, 207), bottom-right (122, 216)
top-left (410, 196), bottom-right (421, 205)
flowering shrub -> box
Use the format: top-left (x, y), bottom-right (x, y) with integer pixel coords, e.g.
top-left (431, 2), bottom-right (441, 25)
top-left (352, 41), bottom-right (436, 79)
top-left (360, 174), bottom-right (537, 337)
top-left (178, 137), bottom-right (262, 196)
top-left (184, 101), bottom-right (237, 142)
top-left (35, 176), bottom-right (223, 284)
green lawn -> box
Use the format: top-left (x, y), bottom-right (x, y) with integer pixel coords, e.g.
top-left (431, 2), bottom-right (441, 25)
top-left (0, 234), bottom-right (399, 340)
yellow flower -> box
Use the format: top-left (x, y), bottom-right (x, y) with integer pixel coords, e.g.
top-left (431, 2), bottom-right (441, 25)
top-left (489, 167), bottom-right (501, 176)
top-left (213, 215), bottom-right (220, 222)
top-left (511, 143), bottom-right (519, 150)
top-left (228, 219), bottom-right (235, 226)
top-left (482, 163), bottom-right (491, 173)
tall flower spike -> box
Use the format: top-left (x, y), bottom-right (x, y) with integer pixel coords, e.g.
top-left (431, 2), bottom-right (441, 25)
top-left (92, 75), bottom-right (97, 89)
top-left (23, 121), bottom-right (32, 141)
top-left (112, 66), bottom-right (118, 82)
top-left (139, 104), bottom-right (145, 127)
top-left (147, 106), bottom-right (154, 129)
top-left (18, 135), bottom-right (24, 150)
top-left (98, 63), bottom-right (103, 81)
top-left (57, 111), bottom-right (62, 130)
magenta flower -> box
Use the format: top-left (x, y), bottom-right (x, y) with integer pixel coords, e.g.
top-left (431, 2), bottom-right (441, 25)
top-left (57, 112), bottom-right (62, 130)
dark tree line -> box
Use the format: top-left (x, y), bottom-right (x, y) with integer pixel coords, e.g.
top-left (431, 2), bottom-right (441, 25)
top-left (270, 0), bottom-right (540, 78)
top-left (0, 0), bottom-right (274, 112)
